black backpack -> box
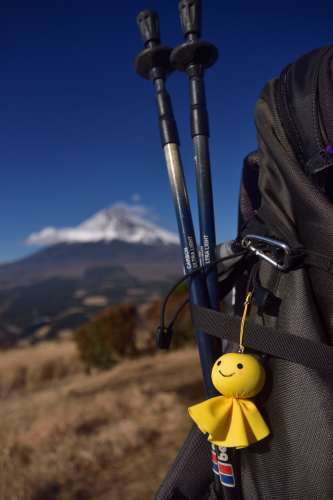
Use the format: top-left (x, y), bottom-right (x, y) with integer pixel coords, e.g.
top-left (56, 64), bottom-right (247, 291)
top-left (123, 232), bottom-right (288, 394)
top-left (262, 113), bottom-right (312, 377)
top-left (156, 45), bottom-right (333, 500)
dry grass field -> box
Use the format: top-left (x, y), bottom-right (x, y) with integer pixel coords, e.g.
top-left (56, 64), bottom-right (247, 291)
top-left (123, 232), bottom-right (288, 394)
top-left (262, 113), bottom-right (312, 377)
top-left (0, 341), bottom-right (203, 499)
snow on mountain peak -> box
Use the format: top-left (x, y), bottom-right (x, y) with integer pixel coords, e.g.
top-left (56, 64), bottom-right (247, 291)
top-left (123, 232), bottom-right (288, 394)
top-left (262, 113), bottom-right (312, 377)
top-left (26, 203), bottom-right (179, 247)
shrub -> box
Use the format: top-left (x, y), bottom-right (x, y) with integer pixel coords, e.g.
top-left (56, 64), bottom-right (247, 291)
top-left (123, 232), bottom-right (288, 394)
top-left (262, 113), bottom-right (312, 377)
top-left (73, 304), bottom-right (137, 371)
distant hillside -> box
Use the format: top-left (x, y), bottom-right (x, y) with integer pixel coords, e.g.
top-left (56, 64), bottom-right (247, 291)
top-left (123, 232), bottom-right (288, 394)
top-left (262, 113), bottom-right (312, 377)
top-left (0, 240), bottom-right (181, 289)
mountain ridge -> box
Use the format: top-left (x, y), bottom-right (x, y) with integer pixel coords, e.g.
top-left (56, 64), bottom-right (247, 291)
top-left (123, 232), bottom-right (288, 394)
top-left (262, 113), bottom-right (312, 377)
top-left (0, 240), bottom-right (182, 289)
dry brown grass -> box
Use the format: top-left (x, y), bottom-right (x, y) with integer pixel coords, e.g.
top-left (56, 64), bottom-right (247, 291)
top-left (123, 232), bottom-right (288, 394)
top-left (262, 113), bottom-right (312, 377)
top-left (0, 341), bottom-right (83, 398)
top-left (0, 342), bottom-right (203, 499)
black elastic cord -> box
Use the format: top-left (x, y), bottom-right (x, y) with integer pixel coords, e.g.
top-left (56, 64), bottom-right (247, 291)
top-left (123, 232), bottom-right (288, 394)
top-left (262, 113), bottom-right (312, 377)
top-left (168, 297), bottom-right (190, 329)
top-left (166, 259), bottom-right (245, 332)
top-left (159, 250), bottom-right (247, 338)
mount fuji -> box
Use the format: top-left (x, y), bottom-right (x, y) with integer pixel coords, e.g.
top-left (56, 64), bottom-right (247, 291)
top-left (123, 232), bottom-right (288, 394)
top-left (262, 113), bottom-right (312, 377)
top-left (26, 203), bottom-right (179, 247)
top-left (0, 204), bottom-right (182, 346)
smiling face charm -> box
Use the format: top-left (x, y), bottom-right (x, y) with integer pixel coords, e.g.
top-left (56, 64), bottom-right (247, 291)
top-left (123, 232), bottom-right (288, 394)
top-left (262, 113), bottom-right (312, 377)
top-left (188, 351), bottom-right (270, 448)
top-left (211, 352), bottom-right (266, 398)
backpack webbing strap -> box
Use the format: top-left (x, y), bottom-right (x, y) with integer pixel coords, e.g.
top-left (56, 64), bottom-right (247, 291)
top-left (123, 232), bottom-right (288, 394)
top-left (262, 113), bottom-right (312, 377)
top-left (191, 305), bottom-right (333, 373)
top-left (304, 253), bottom-right (333, 274)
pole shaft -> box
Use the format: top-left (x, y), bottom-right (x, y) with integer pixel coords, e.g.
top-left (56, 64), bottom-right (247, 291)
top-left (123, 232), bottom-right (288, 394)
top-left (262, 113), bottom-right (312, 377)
top-left (185, 50), bottom-right (241, 500)
top-left (193, 134), bottom-right (220, 309)
top-left (163, 141), bottom-right (220, 396)
top-left (188, 69), bottom-right (221, 312)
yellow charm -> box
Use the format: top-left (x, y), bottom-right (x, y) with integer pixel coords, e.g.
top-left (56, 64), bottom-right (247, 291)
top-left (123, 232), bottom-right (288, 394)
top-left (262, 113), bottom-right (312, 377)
top-left (188, 353), bottom-right (270, 449)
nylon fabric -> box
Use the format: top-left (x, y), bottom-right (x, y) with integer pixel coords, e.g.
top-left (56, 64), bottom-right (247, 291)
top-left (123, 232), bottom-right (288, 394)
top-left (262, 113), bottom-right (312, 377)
top-left (239, 51), bottom-right (333, 498)
top-left (155, 425), bottom-right (216, 500)
top-left (238, 152), bottom-right (261, 230)
top-left (319, 55), bottom-right (333, 141)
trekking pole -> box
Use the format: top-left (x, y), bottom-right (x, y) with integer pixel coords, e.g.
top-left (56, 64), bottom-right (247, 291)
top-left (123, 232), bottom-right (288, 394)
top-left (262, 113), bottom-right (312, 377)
top-left (171, 3), bottom-right (242, 497)
top-left (135, 10), bottom-right (220, 397)
top-left (171, 0), bottom-right (220, 317)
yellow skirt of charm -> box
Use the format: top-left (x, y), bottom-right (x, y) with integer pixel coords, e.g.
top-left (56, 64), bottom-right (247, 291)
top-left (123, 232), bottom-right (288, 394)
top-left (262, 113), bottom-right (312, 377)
top-left (188, 352), bottom-right (270, 449)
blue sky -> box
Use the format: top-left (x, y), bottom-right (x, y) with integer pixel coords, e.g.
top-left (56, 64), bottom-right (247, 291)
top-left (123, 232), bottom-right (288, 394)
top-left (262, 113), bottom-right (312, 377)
top-left (1, 1), bottom-right (333, 262)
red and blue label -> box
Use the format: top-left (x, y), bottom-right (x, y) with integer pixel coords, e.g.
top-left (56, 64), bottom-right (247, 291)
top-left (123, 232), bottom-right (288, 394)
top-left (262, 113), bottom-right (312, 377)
top-left (211, 447), bottom-right (235, 488)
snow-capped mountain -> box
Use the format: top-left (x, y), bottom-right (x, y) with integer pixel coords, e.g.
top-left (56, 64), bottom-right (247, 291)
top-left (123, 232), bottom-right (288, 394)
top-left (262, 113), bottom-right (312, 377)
top-left (26, 203), bottom-right (179, 246)
top-left (0, 204), bottom-right (182, 346)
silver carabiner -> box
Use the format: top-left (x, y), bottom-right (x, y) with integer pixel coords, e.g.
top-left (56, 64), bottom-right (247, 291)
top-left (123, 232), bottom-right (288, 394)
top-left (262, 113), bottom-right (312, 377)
top-left (241, 234), bottom-right (292, 271)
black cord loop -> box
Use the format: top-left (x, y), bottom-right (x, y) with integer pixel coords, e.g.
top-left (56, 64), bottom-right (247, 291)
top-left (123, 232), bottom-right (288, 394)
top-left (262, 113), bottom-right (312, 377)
top-left (157, 250), bottom-right (247, 349)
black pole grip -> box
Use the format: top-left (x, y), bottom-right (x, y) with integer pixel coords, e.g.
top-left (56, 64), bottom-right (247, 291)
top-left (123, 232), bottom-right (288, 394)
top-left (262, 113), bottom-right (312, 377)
top-left (171, 0), bottom-right (218, 71)
top-left (179, 0), bottom-right (201, 39)
top-left (137, 10), bottom-right (160, 47)
top-left (188, 66), bottom-right (209, 137)
top-left (135, 10), bottom-right (173, 81)
top-left (155, 79), bottom-right (180, 146)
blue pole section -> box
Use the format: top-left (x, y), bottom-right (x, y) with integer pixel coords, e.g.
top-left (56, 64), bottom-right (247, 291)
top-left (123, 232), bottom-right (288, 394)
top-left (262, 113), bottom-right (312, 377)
top-left (191, 77), bottom-right (229, 351)
top-left (163, 138), bottom-right (219, 397)
top-left (194, 133), bottom-right (220, 310)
